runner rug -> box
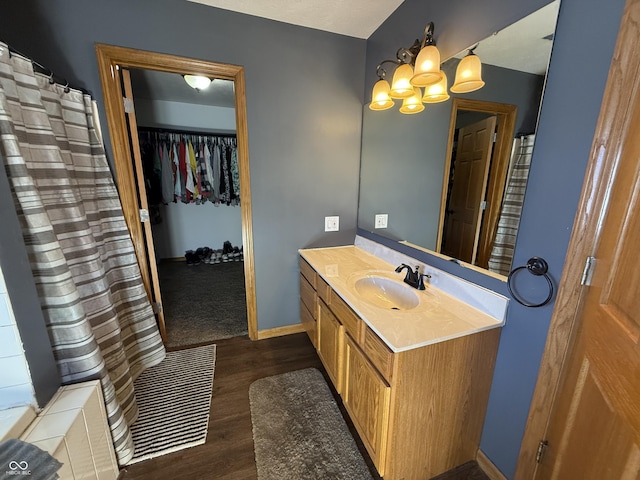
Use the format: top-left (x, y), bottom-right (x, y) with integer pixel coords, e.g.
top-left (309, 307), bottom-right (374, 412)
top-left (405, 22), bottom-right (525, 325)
top-left (126, 344), bottom-right (217, 464)
top-left (249, 368), bottom-right (373, 479)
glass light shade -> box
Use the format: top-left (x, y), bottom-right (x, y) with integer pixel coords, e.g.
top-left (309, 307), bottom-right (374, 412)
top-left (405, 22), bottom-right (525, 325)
top-left (399, 88), bottom-right (425, 114)
top-left (411, 45), bottom-right (443, 86)
top-left (450, 53), bottom-right (485, 93)
top-left (422, 71), bottom-right (450, 103)
top-left (389, 64), bottom-right (415, 98)
top-left (184, 74), bottom-right (212, 90)
top-left (369, 79), bottom-right (395, 110)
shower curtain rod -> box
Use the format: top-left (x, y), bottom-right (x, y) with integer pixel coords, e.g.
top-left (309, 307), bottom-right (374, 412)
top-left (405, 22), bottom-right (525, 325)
top-left (138, 126), bottom-right (237, 138)
top-left (6, 44), bottom-right (90, 95)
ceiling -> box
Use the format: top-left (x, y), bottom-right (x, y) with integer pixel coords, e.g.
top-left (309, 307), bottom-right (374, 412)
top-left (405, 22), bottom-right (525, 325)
top-left (456, 0), bottom-right (559, 76)
top-left (185, 0), bottom-right (405, 39)
top-left (130, 70), bottom-right (236, 108)
top-left (131, 1), bottom-right (559, 108)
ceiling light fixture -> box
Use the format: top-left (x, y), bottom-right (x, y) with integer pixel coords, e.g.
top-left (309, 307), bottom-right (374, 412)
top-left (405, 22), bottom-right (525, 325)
top-left (369, 23), bottom-right (484, 113)
top-left (183, 74), bottom-right (212, 91)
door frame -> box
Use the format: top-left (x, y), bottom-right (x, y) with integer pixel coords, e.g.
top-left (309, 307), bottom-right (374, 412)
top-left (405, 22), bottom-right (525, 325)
top-left (437, 98), bottom-right (517, 269)
top-left (95, 44), bottom-right (258, 341)
top-left (515, 0), bottom-right (639, 476)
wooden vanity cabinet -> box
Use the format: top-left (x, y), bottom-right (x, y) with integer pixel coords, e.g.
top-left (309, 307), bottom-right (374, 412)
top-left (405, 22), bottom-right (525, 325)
top-left (299, 258), bottom-right (318, 347)
top-left (343, 334), bottom-right (391, 473)
top-left (299, 257), bottom-right (501, 479)
top-left (318, 299), bottom-right (344, 393)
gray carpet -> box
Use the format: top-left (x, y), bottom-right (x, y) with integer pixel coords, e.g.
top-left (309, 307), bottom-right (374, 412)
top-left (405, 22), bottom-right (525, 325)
top-left (158, 261), bottom-right (247, 348)
top-left (127, 345), bottom-right (216, 464)
top-left (249, 368), bottom-right (373, 480)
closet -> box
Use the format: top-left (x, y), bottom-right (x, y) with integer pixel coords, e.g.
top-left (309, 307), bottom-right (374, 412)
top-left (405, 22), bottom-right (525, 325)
top-left (129, 66), bottom-right (248, 348)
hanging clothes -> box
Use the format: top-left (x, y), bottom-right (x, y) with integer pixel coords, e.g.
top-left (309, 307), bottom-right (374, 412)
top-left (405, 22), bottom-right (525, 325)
top-left (160, 141), bottom-right (174, 204)
top-left (137, 128), bottom-right (239, 206)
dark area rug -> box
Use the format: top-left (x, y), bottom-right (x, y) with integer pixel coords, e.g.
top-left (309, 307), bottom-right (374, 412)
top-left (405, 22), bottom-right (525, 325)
top-left (158, 260), bottom-right (247, 348)
top-left (249, 368), bottom-right (373, 480)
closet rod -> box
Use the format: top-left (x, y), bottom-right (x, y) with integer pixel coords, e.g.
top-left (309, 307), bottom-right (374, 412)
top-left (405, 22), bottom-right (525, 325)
top-left (138, 126), bottom-right (236, 138)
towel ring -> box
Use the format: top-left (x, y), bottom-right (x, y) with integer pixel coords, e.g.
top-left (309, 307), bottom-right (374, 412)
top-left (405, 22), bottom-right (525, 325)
top-left (507, 257), bottom-right (554, 307)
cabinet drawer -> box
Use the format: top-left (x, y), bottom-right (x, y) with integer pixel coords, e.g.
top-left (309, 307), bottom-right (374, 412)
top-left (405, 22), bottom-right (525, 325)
top-left (317, 275), bottom-right (331, 305)
top-left (330, 293), bottom-right (363, 344)
top-left (300, 274), bottom-right (317, 318)
top-left (363, 327), bottom-right (395, 382)
top-left (300, 302), bottom-right (317, 348)
top-left (299, 257), bottom-right (317, 288)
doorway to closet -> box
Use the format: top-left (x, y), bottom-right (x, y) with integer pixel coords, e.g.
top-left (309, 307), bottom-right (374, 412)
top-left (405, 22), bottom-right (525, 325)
top-left (95, 44), bottom-right (258, 345)
top-left (131, 69), bottom-right (247, 348)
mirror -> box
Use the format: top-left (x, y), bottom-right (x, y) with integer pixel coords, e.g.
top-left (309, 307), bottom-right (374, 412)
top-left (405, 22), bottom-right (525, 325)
top-left (358, 1), bottom-right (560, 277)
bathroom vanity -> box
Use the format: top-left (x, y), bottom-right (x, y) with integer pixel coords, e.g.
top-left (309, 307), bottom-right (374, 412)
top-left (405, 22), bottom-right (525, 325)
top-left (299, 245), bottom-right (505, 479)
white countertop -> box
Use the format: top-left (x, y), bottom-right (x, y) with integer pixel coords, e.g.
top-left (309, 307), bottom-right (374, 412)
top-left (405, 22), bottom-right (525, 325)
top-left (299, 245), bottom-right (504, 353)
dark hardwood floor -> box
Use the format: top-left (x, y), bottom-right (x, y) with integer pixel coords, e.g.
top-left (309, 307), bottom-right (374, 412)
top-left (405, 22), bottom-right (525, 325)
top-left (119, 333), bottom-right (488, 480)
top-left (120, 333), bottom-right (337, 479)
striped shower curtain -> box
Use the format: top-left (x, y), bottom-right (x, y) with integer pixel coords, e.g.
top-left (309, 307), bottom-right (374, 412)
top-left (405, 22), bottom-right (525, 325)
top-left (488, 134), bottom-right (535, 276)
top-left (0, 43), bottom-right (165, 464)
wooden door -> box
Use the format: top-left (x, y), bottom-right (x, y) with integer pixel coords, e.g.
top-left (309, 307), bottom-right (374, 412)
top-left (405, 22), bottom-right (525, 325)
top-left (516, 1), bottom-right (640, 477)
top-left (441, 116), bottom-right (497, 262)
top-left (535, 81), bottom-right (640, 479)
top-left (119, 68), bottom-right (166, 340)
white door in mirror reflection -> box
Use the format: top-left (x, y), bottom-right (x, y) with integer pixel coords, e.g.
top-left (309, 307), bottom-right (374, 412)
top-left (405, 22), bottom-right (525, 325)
top-left (441, 115), bottom-right (497, 263)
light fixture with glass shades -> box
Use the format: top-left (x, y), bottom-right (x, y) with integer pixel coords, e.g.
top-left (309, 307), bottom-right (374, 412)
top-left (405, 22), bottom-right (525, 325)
top-left (369, 22), bottom-right (484, 114)
top-left (183, 74), bottom-right (212, 91)
top-left (450, 45), bottom-right (485, 93)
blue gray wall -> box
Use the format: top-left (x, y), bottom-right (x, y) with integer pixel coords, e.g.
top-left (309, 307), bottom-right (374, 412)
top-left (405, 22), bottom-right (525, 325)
top-left (0, 0), bottom-right (365, 341)
top-left (362, 0), bottom-right (626, 477)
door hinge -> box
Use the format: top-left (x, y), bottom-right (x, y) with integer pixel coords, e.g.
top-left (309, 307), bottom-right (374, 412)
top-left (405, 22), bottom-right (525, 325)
top-left (492, 132), bottom-right (498, 143)
top-left (139, 208), bottom-right (149, 223)
top-left (536, 440), bottom-right (549, 463)
top-left (152, 302), bottom-right (162, 314)
top-left (123, 97), bottom-right (134, 114)
top-left (480, 200), bottom-right (487, 210)
top-left (581, 256), bottom-right (596, 286)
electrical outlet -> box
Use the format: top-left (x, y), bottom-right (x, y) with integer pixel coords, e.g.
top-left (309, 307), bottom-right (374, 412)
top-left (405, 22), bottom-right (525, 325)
top-left (324, 216), bottom-right (339, 232)
top-left (375, 214), bottom-right (388, 229)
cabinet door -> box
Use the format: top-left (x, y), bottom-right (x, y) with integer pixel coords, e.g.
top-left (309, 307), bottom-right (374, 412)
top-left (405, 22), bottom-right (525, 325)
top-left (343, 335), bottom-right (391, 475)
top-left (318, 300), bottom-right (344, 394)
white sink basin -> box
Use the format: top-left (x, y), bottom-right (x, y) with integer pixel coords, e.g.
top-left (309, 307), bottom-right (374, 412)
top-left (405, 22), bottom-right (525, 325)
top-left (354, 276), bottom-right (420, 310)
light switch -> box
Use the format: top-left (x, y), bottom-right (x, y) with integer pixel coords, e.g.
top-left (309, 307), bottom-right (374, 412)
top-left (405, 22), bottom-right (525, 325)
top-left (375, 214), bottom-right (388, 229)
top-left (324, 216), bottom-right (339, 232)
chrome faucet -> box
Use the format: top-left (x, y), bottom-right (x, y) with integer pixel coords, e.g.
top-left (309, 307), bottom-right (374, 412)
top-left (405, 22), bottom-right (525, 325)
top-left (395, 264), bottom-right (431, 290)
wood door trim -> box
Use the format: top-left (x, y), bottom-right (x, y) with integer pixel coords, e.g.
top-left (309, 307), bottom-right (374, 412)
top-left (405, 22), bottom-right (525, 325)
top-left (515, 0), bottom-right (640, 477)
top-left (95, 44), bottom-right (258, 340)
top-left (121, 68), bottom-right (166, 340)
top-left (437, 97), bottom-right (517, 270)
